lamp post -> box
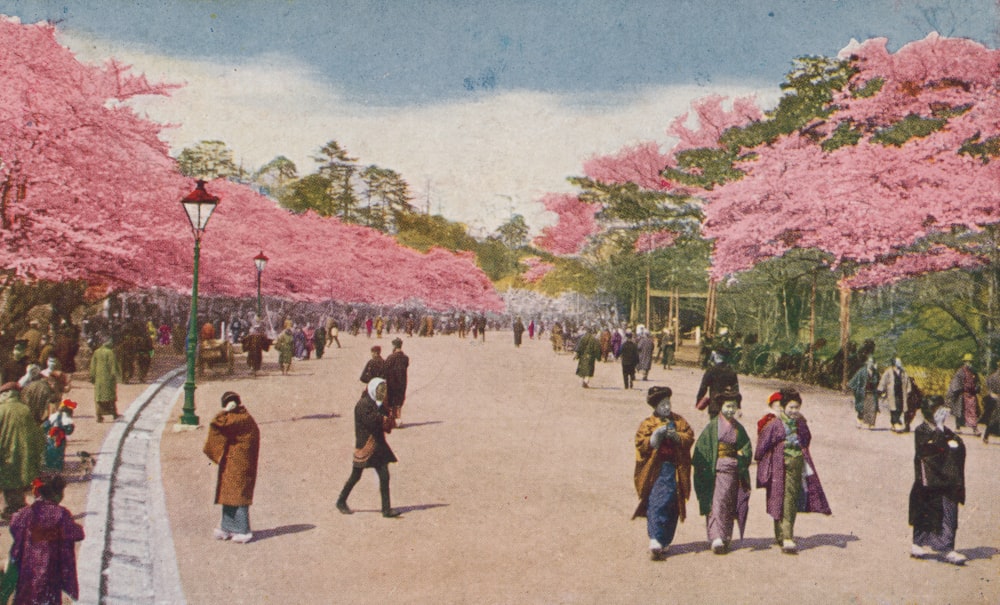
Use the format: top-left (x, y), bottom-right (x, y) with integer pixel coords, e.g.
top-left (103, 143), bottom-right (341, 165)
top-left (253, 250), bottom-right (268, 319)
top-left (179, 180), bottom-right (219, 427)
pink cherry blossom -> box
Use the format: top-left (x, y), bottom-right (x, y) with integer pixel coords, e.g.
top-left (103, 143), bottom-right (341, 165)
top-left (533, 193), bottom-right (600, 255)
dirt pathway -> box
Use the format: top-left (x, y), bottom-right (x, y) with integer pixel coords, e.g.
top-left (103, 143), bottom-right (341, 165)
top-left (150, 333), bottom-right (999, 604)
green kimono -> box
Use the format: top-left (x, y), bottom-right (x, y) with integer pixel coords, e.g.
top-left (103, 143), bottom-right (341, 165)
top-left (692, 416), bottom-right (752, 517)
top-left (574, 333), bottom-right (602, 378)
top-left (0, 392), bottom-right (43, 490)
top-left (88, 343), bottom-right (121, 403)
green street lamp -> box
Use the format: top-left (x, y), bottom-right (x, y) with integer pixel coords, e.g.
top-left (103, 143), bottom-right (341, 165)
top-left (253, 250), bottom-right (268, 319)
top-left (179, 180), bottom-right (219, 426)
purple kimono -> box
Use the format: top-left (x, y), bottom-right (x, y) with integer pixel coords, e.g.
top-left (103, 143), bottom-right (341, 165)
top-left (754, 415), bottom-right (832, 520)
top-left (9, 499), bottom-right (84, 605)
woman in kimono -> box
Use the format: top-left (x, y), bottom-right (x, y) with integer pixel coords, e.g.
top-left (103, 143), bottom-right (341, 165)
top-left (754, 388), bottom-right (831, 553)
top-left (693, 390), bottom-right (751, 554)
top-left (203, 391), bottom-right (261, 544)
top-left (8, 475), bottom-right (84, 605)
top-left (633, 386), bottom-right (694, 560)
top-left (909, 395), bottom-right (967, 565)
top-left (848, 356), bottom-right (880, 429)
top-left (42, 399), bottom-right (76, 471)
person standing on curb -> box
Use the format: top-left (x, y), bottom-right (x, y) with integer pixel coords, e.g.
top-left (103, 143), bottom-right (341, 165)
top-left (203, 391), bottom-right (260, 544)
top-left (384, 338), bottom-right (409, 426)
top-left (336, 377), bottom-right (401, 518)
top-left (7, 475), bottom-right (84, 605)
top-left (88, 337), bottom-right (122, 422)
top-left (909, 396), bottom-right (968, 565)
top-left (632, 386), bottom-right (694, 560)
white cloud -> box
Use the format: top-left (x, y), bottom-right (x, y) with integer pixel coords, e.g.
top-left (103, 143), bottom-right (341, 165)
top-left (60, 29), bottom-right (778, 234)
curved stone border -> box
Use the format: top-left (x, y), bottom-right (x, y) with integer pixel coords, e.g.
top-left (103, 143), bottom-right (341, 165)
top-left (77, 367), bottom-right (187, 605)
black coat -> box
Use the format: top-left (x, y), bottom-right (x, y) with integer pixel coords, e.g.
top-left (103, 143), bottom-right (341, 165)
top-left (909, 422), bottom-right (965, 531)
top-left (696, 363), bottom-right (739, 402)
top-left (619, 341), bottom-right (639, 368)
top-left (352, 391), bottom-right (397, 469)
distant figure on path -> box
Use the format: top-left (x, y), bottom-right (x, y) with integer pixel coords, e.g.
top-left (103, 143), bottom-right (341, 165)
top-left (848, 356), bottom-right (880, 430)
top-left (384, 338), bottom-right (409, 424)
top-left (88, 337), bottom-right (121, 422)
top-left (274, 328), bottom-right (293, 375)
top-left (336, 378), bottom-right (400, 518)
top-left (878, 357), bottom-right (912, 433)
top-left (695, 349), bottom-right (739, 417)
top-left (632, 386), bottom-right (693, 561)
top-left (908, 396), bottom-right (967, 565)
top-left (8, 475), bottom-right (84, 605)
top-left (636, 329), bottom-right (655, 381)
top-left (574, 327), bottom-right (602, 388)
top-left (946, 353), bottom-right (981, 435)
top-left (754, 389), bottom-right (831, 554)
top-left (203, 391), bottom-right (260, 544)
top-left (513, 317), bottom-right (525, 347)
top-left (241, 325), bottom-right (272, 376)
top-left (619, 332), bottom-right (638, 390)
top-left (978, 360), bottom-right (1000, 444)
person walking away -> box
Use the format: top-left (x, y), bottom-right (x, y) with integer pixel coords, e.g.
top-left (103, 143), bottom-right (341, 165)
top-left (908, 396), bottom-right (967, 565)
top-left (19, 365), bottom-right (54, 425)
top-left (42, 399), bottom-right (76, 471)
top-left (327, 319), bottom-right (342, 349)
top-left (754, 388), bottom-right (831, 553)
top-left (302, 324), bottom-right (315, 360)
top-left (241, 325), bottom-right (272, 376)
top-left (313, 323), bottom-right (327, 360)
top-left (7, 475), bottom-right (84, 605)
top-left (203, 392), bottom-right (260, 544)
top-left (336, 378), bottom-right (401, 518)
top-left (946, 353), bottom-right (981, 435)
top-left (527, 319), bottom-right (535, 340)
top-left (633, 386), bottom-right (693, 560)
top-left (693, 391), bottom-right (752, 554)
top-left (637, 329), bottom-right (655, 381)
top-left (848, 356), bottom-right (880, 429)
top-left (619, 332), bottom-right (639, 390)
top-left (879, 357), bottom-right (911, 433)
top-left (512, 317), bottom-right (525, 348)
top-left (574, 327), bottom-right (602, 388)
top-left (550, 323), bottom-right (564, 353)
top-left (88, 337), bottom-right (122, 422)
top-left (695, 349), bottom-right (740, 417)
top-left (0, 383), bottom-right (43, 520)
top-left (384, 338), bottom-right (409, 425)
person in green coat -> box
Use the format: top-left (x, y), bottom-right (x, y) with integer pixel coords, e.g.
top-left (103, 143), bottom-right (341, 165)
top-left (0, 383), bottom-right (44, 519)
top-left (692, 389), bottom-right (752, 554)
top-left (274, 328), bottom-right (294, 375)
top-left (88, 338), bottom-right (122, 422)
top-left (574, 327), bottom-right (602, 388)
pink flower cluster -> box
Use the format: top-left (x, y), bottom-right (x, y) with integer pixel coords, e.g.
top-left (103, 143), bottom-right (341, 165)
top-left (519, 256), bottom-right (555, 283)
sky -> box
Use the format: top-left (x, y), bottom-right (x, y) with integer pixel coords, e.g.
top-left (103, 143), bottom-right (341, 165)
top-left (2, 0), bottom-right (998, 233)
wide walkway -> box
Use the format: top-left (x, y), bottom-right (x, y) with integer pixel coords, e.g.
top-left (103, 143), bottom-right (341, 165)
top-left (152, 333), bottom-right (999, 604)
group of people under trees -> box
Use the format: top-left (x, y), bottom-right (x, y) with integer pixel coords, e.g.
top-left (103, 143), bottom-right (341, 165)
top-left (632, 380), bottom-right (968, 566)
top-left (571, 323), bottom-right (678, 389)
top-left (848, 352), bottom-right (1000, 441)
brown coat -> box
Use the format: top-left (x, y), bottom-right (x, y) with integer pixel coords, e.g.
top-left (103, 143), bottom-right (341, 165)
top-left (203, 406), bottom-right (260, 506)
top-left (633, 412), bottom-right (694, 522)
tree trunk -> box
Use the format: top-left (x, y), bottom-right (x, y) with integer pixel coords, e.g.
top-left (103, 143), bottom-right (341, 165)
top-left (839, 284), bottom-right (851, 391)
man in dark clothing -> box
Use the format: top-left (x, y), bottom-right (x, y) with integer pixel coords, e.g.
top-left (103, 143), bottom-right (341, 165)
top-left (359, 346), bottom-right (386, 384)
top-left (695, 349), bottom-right (740, 417)
top-left (384, 338), bottom-right (410, 424)
top-left (619, 332), bottom-right (639, 390)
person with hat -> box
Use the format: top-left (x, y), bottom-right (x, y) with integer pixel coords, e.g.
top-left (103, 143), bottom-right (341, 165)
top-left (203, 391), bottom-right (260, 544)
top-left (7, 474), bottom-right (85, 605)
top-left (754, 388), bottom-right (831, 554)
top-left (42, 399), bottom-right (76, 471)
top-left (88, 337), bottom-right (121, 422)
top-left (695, 349), bottom-right (739, 416)
top-left (619, 331), bottom-right (639, 389)
top-left (632, 386), bottom-right (694, 560)
top-left (909, 396), bottom-right (968, 565)
top-left (360, 345), bottom-right (386, 384)
top-left (946, 353), bottom-right (981, 435)
top-left (384, 338), bottom-right (409, 424)
top-left (0, 382), bottom-right (43, 520)
top-left (758, 391), bottom-right (785, 436)
top-left (693, 389), bottom-right (752, 554)
top-left (336, 377), bottom-right (401, 518)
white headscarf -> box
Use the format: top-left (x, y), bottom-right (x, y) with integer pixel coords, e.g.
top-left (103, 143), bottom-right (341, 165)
top-left (367, 377), bottom-right (386, 404)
